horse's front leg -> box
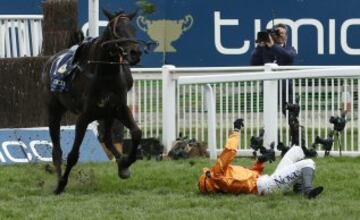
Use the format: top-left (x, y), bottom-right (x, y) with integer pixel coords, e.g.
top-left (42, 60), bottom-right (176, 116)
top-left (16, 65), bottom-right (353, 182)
top-left (116, 105), bottom-right (142, 179)
top-left (54, 114), bottom-right (92, 194)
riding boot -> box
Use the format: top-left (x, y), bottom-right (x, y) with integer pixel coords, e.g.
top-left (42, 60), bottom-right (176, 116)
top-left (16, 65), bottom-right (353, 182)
top-left (301, 167), bottom-right (324, 199)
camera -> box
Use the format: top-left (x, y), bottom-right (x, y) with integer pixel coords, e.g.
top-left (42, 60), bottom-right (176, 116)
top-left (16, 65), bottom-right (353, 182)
top-left (233, 118), bottom-right (244, 130)
top-left (285, 102), bottom-right (300, 118)
top-left (285, 96), bottom-right (300, 118)
top-left (313, 132), bottom-right (334, 157)
top-left (123, 138), bottom-right (164, 161)
top-left (329, 112), bottom-right (347, 132)
top-left (257, 142), bottom-right (276, 163)
top-left (276, 142), bottom-right (290, 157)
top-left (250, 128), bottom-right (266, 158)
top-left (284, 96), bottom-right (303, 147)
top-left (256, 29), bottom-right (280, 44)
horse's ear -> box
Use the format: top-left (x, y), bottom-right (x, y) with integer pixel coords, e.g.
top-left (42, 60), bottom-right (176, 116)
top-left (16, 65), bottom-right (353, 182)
top-left (128, 8), bottom-right (139, 20)
top-left (102, 8), bottom-right (114, 20)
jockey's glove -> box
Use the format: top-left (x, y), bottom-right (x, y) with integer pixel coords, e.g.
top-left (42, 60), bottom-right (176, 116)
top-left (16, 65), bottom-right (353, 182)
top-left (233, 118), bottom-right (244, 131)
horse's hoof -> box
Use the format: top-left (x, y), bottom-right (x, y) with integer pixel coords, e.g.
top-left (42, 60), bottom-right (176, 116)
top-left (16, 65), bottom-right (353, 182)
top-left (118, 168), bottom-right (131, 179)
top-left (53, 178), bottom-right (67, 195)
top-left (54, 186), bottom-right (64, 195)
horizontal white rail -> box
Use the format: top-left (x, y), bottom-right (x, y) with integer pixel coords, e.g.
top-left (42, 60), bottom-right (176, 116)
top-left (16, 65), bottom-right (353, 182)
top-left (177, 67), bottom-right (360, 85)
top-left (0, 15), bottom-right (43, 19)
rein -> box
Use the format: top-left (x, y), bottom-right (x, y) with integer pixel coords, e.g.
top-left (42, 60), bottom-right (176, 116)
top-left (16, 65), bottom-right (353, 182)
top-left (101, 38), bottom-right (139, 48)
top-left (87, 60), bottom-right (129, 65)
top-left (87, 49), bottom-right (129, 65)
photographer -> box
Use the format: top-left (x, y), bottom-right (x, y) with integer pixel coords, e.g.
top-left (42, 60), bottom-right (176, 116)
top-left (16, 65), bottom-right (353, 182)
top-left (198, 119), bottom-right (323, 199)
top-left (250, 23), bottom-right (297, 113)
top-left (251, 23), bottom-right (296, 65)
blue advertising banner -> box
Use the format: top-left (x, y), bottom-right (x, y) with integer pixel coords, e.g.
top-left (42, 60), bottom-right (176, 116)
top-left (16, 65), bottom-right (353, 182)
top-left (2, 0), bottom-right (360, 66)
top-left (0, 127), bottom-right (108, 164)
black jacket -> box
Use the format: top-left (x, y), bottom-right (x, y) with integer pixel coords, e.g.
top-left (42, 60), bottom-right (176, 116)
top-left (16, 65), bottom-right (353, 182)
top-left (250, 44), bottom-right (296, 66)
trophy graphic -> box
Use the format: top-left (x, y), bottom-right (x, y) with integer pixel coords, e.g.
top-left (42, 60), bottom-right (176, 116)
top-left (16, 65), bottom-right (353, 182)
top-left (137, 15), bottom-right (193, 52)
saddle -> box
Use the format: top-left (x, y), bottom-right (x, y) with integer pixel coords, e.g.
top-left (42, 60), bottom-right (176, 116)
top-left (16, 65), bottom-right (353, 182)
top-left (49, 38), bottom-right (95, 92)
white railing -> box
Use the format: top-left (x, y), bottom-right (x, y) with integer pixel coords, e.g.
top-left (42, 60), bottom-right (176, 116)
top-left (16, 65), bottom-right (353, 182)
top-left (173, 64), bottom-right (360, 158)
top-left (129, 66), bottom-right (266, 149)
top-left (129, 68), bottom-right (163, 140)
top-left (127, 65), bottom-right (360, 158)
top-left (0, 15), bottom-right (43, 58)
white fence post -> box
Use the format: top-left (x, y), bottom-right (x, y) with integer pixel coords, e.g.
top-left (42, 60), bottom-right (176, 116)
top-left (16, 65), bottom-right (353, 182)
top-left (0, 23), bottom-right (4, 57)
top-left (263, 63), bottom-right (278, 148)
top-left (162, 65), bottom-right (176, 153)
top-left (88, 0), bottom-right (99, 37)
top-left (205, 84), bottom-right (217, 159)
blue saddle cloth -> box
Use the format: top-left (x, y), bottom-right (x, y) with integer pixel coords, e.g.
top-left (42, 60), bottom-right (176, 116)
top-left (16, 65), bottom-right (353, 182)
top-left (49, 45), bottom-right (79, 92)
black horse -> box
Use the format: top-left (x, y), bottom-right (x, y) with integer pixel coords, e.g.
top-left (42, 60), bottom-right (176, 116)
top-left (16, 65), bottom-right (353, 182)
top-left (42, 9), bottom-right (143, 194)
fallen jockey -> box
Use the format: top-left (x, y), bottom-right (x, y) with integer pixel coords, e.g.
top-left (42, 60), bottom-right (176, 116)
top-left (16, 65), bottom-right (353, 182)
top-left (198, 119), bottom-right (324, 199)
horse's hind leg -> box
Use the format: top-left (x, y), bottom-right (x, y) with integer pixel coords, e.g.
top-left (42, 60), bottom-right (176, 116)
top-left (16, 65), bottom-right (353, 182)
top-left (54, 114), bottom-right (92, 194)
top-left (101, 119), bottom-right (123, 160)
top-left (48, 99), bottom-right (66, 180)
top-left (116, 105), bottom-right (142, 179)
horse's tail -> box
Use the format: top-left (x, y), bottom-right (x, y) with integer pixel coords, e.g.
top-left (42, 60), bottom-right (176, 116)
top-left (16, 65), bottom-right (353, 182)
top-left (41, 55), bottom-right (57, 88)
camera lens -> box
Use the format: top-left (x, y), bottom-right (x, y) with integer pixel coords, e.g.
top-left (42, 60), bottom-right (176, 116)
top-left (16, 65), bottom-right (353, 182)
top-left (329, 116), bottom-right (335, 123)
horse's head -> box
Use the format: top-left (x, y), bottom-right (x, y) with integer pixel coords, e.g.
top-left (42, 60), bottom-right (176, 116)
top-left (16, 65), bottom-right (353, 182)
top-left (102, 9), bottom-right (142, 66)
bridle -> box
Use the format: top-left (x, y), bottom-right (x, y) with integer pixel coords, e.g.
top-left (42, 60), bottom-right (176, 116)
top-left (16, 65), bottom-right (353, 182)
top-left (88, 14), bottom-right (139, 65)
top-left (87, 13), bottom-right (156, 66)
top-left (109, 14), bottom-right (129, 39)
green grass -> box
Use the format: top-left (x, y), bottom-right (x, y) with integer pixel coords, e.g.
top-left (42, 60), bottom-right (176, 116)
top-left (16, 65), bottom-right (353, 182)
top-left (1, 157), bottom-right (360, 219)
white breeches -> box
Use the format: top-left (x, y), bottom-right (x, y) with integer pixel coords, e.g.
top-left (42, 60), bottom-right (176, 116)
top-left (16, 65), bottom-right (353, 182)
top-left (257, 146), bottom-right (315, 195)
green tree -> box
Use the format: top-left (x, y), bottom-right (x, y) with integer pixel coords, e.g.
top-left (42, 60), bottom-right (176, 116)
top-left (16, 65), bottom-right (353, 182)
top-left (136, 0), bottom-right (156, 14)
